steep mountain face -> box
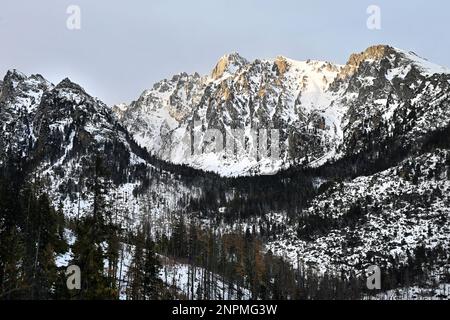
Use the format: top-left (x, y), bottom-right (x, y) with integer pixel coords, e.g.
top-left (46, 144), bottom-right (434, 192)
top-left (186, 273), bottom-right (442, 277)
top-left (30, 78), bottom-right (145, 221)
top-left (116, 45), bottom-right (450, 176)
top-left (0, 70), bottom-right (53, 163)
top-left (117, 53), bottom-right (343, 176)
top-left (332, 46), bottom-right (450, 160)
top-left (115, 72), bottom-right (207, 157)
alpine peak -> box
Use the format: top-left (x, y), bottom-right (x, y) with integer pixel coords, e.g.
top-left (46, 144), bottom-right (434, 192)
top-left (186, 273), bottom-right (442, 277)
top-left (211, 52), bottom-right (249, 80)
top-left (55, 77), bottom-right (87, 94)
top-left (338, 44), bottom-right (395, 79)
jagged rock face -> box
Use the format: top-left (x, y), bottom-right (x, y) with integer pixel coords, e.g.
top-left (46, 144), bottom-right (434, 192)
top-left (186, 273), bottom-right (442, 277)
top-left (171, 56), bottom-right (342, 175)
top-left (333, 47), bottom-right (450, 157)
top-left (112, 103), bottom-right (127, 120)
top-left (118, 53), bottom-right (343, 176)
top-left (0, 70), bottom-right (53, 163)
top-left (26, 77), bottom-right (169, 224)
top-left (116, 72), bottom-right (208, 155)
top-left (32, 78), bottom-right (132, 171)
top-left (211, 52), bottom-right (249, 80)
top-left (337, 45), bottom-right (396, 80)
top-left (116, 45), bottom-right (450, 176)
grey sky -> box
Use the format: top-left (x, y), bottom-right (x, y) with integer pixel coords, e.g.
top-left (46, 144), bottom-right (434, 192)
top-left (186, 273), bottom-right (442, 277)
top-left (1, 0), bottom-right (449, 105)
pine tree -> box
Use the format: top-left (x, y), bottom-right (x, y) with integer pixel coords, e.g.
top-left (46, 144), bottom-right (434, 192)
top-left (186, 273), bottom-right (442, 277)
top-left (127, 222), bottom-right (161, 300)
top-left (71, 216), bottom-right (107, 299)
top-left (142, 222), bottom-right (161, 299)
top-left (22, 192), bottom-right (68, 299)
top-left (127, 228), bottom-right (145, 300)
top-left (170, 215), bottom-right (187, 258)
top-left (70, 155), bottom-right (116, 299)
top-left (0, 163), bottom-right (25, 299)
top-left (0, 164), bottom-right (68, 300)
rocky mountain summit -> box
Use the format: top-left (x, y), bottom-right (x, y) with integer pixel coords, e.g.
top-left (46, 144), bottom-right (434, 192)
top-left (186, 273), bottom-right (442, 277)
top-left (0, 70), bottom-right (53, 162)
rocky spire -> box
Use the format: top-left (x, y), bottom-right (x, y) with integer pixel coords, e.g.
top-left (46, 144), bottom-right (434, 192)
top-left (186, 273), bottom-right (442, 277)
top-left (55, 77), bottom-right (88, 95)
top-left (338, 45), bottom-right (396, 79)
top-left (274, 56), bottom-right (290, 76)
top-left (1, 69), bottom-right (27, 95)
top-left (211, 52), bottom-right (249, 80)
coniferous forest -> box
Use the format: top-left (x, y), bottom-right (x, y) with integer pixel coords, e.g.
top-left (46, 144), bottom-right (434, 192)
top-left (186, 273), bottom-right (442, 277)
top-left (1, 120), bottom-right (449, 300)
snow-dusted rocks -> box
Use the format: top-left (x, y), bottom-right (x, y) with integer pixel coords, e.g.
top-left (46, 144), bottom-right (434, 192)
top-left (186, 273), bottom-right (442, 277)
top-left (117, 52), bottom-right (344, 176)
top-left (0, 70), bottom-right (54, 162)
top-left (268, 149), bottom-right (450, 277)
top-left (116, 72), bottom-right (207, 156)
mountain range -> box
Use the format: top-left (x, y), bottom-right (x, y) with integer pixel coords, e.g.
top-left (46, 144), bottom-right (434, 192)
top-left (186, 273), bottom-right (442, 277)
top-left (114, 45), bottom-right (450, 176)
top-left (1, 44), bottom-right (449, 299)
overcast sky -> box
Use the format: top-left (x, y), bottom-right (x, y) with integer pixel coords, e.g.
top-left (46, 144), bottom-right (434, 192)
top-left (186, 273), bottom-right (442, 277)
top-left (1, 0), bottom-right (449, 105)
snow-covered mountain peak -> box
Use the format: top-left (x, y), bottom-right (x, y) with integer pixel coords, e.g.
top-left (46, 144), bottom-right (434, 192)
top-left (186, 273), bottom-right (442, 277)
top-left (337, 45), bottom-right (449, 82)
top-left (0, 70), bottom-right (53, 112)
top-left (211, 52), bottom-right (249, 80)
top-left (0, 70), bottom-right (54, 162)
top-left (391, 48), bottom-right (450, 76)
top-left (1, 69), bottom-right (52, 98)
top-left (55, 77), bottom-right (87, 94)
top-left (45, 78), bottom-right (101, 113)
top-left (4, 69), bottom-right (27, 84)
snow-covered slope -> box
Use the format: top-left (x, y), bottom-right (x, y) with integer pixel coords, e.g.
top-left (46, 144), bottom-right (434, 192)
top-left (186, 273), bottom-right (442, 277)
top-left (267, 149), bottom-right (450, 277)
top-left (333, 46), bottom-right (450, 159)
top-left (157, 256), bottom-right (251, 300)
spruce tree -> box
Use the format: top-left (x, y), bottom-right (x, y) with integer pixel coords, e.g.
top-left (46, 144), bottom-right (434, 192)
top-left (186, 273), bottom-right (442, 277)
top-left (127, 228), bottom-right (145, 300)
top-left (127, 222), bottom-right (161, 300)
top-left (70, 155), bottom-right (116, 299)
top-left (22, 192), bottom-right (68, 299)
top-left (142, 222), bottom-right (161, 300)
